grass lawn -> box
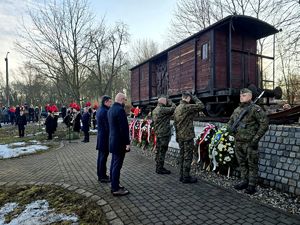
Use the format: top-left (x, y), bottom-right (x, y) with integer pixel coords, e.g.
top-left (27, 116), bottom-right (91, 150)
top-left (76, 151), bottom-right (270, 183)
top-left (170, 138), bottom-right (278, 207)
top-left (0, 185), bottom-right (108, 225)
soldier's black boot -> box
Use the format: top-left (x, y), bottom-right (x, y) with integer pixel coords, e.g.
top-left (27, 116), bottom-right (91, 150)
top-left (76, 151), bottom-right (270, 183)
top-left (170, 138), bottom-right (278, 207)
top-left (234, 180), bottom-right (248, 190)
top-left (245, 185), bottom-right (256, 195)
top-left (181, 176), bottom-right (197, 183)
top-left (156, 167), bottom-right (171, 174)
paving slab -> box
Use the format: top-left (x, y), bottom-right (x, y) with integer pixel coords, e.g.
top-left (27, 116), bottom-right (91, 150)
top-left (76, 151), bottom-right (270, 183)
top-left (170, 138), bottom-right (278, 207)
top-left (0, 136), bottom-right (299, 225)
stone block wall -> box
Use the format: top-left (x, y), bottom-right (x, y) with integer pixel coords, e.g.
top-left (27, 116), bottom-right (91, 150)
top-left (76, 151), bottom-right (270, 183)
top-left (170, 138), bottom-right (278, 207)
top-left (166, 121), bottom-right (300, 196)
top-left (258, 125), bottom-right (300, 195)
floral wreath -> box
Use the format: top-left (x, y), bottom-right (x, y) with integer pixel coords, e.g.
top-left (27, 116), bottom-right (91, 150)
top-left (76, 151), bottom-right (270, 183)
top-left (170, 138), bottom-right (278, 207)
top-left (208, 126), bottom-right (235, 171)
top-left (195, 123), bottom-right (218, 164)
top-left (129, 119), bottom-right (156, 150)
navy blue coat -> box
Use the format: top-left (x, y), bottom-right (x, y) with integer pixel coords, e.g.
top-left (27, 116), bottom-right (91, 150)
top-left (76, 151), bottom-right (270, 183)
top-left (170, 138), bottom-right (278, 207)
top-left (108, 102), bottom-right (130, 154)
top-left (81, 112), bottom-right (90, 132)
top-left (96, 106), bottom-right (110, 151)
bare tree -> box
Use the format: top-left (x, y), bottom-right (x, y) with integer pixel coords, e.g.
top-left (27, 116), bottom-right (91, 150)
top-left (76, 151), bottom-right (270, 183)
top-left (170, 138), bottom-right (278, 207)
top-left (168, 0), bottom-right (225, 43)
top-left (277, 43), bottom-right (300, 104)
top-left (16, 0), bottom-right (95, 102)
top-left (16, 0), bottom-right (130, 103)
top-left (84, 22), bottom-right (130, 98)
top-left (130, 38), bottom-right (159, 64)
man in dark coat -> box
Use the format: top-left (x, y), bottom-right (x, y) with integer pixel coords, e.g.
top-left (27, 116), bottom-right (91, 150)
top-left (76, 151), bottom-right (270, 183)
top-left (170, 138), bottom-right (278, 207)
top-left (16, 110), bottom-right (27, 137)
top-left (108, 93), bottom-right (130, 196)
top-left (81, 107), bottom-right (91, 143)
top-left (96, 96), bottom-right (112, 182)
top-left (45, 111), bottom-right (55, 140)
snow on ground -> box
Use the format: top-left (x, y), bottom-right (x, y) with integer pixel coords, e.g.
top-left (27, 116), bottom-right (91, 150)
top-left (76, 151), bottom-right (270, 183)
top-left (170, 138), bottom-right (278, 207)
top-left (0, 200), bottom-right (78, 225)
top-left (90, 129), bottom-right (97, 134)
top-left (0, 142), bottom-right (48, 159)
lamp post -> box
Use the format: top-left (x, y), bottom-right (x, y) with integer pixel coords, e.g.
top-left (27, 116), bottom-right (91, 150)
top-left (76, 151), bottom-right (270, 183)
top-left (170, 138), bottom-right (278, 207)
top-left (5, 52), bottom-right (10, 107)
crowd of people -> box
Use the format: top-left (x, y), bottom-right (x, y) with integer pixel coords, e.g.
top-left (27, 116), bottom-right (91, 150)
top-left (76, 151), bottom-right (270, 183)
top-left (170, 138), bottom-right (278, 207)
top-left (1, 88), bottom-right (269, 197)
top-left (0, 104), bottom-right (41, 126)
top-left (94, 89), bottom-right (268, 197)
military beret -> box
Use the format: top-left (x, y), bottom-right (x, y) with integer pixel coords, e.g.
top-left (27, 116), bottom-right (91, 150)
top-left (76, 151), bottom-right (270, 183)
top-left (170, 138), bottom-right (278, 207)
top-left (240, 88), bottom-right (252, 94)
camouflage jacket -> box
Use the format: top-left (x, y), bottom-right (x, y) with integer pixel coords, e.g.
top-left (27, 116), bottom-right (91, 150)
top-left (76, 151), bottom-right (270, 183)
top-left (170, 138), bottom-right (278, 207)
top-left (152, 101), bottom-right (176, 138)
top-left (227, 102), bottom-right (269, 143)
top-left (174, 96), bottom-right (205, 141)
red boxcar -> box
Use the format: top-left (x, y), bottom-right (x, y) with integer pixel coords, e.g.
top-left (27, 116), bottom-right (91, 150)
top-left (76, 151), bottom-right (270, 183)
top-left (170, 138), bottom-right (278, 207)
top-left (130, 15), bottom-right (280, 116)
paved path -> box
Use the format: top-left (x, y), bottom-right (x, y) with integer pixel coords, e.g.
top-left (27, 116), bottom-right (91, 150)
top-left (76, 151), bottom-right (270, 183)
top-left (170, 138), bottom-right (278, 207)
top-left (0, 136), bottom-right (299, 225)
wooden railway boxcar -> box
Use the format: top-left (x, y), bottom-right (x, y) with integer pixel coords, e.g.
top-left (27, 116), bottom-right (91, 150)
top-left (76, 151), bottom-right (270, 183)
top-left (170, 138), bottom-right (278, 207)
top-left (130, 15), bottom-right (279, 116)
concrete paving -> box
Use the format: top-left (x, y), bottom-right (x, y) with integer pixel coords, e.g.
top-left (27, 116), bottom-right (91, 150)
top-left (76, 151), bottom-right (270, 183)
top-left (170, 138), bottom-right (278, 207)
top-left (0, 136), bottom-right (299, 225)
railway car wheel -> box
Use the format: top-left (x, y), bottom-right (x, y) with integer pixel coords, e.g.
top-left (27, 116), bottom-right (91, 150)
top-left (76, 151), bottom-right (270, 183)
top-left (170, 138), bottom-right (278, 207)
top-left (204, 104), bottom-right (225, 117)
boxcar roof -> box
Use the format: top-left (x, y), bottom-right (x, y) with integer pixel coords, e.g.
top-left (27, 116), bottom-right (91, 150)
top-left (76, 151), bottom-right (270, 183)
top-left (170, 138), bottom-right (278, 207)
top-left (130, 15), bottom-right (279, 70)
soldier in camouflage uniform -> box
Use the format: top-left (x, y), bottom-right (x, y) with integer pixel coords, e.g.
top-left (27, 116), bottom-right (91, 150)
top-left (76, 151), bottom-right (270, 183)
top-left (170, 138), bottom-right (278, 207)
top-left (228, 88), bottom-right (269, 194)
top-left (174, 92), bottom-right (205, 183)
top-left (152, 96), bottom-right (176, 174)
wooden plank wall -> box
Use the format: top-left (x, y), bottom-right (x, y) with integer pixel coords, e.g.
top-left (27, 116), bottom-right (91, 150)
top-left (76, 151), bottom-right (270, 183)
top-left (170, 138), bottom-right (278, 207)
top-left (131, 68), bottom-right (140, 102)
top-left (139, 63), bottom-right (149, 101)
top-left (214, 30), bottom-right (227, 89)
top-left (196, 32), bottom-right (210, 92)
top-left (231, 32), bottom-right (257, 88)
top-left (168, 40), bottom-right (195, 95)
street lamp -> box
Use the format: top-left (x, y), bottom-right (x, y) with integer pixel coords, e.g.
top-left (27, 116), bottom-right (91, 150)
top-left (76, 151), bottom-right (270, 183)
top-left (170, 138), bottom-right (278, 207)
top-left (5, 52), bottom-right (10, 107)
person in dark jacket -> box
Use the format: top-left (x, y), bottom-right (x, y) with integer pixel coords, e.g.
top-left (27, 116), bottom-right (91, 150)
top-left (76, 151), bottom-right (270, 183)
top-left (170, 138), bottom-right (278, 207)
top-left (45, 111), bottom-right (55, 140)
top-left (16, 110), bottom-right (27, 137)
top-left (61, 105), bottom-right (67, 120)
top-left (15, 105), bottom-right (20, 119)
top-left (92, 108), bottom-right (97, 129)
top-left (108, 93), bottom-right (130, 196)
top-left (34, 106), bottom-right (40, 122)
top-left (96, 96), bottom-right (112, 182)
top-left (73, 109), bottom-right (81, 133)
top-left (28, 105), bottom-right (35, 122)
top-left (81, 107), bottom-right (91, 143)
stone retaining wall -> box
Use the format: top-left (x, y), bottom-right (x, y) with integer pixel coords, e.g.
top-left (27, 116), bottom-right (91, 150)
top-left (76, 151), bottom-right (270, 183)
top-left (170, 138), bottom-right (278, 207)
top-left (166, 121), bottom-right (300, 196)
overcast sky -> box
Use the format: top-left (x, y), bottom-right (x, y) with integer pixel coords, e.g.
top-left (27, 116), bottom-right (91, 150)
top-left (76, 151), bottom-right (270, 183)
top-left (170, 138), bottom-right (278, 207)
top-left (0, 0), bottom-right (176, 81)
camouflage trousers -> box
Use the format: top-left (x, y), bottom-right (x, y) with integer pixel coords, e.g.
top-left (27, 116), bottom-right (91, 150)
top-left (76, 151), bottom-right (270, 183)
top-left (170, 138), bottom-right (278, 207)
top-left (155, 136), bottom-right (171, 170)
top-left (235, 141), bottom-right (259, 186)
top-left (178, 139), bottom-right (194, 179)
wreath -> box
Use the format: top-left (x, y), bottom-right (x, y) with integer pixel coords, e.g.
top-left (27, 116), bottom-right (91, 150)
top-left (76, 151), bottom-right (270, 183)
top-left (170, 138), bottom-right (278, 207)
top-left (194, 124), bottom-right (218, 169)
top-left (208, 126), bottom-right (236, 173)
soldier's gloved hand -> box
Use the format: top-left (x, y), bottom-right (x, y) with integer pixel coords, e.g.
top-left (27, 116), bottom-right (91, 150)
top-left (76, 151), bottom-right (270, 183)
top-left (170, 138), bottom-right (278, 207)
top-left (249, 141), bottom-right (258, 149)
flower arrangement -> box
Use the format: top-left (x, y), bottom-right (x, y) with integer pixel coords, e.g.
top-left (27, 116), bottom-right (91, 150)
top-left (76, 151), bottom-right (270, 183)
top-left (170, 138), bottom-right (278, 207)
top-left (194, 124), bottom-right (218, 168)
top-left (208, 126), bottom-right (236, 173)
top-left (129, 118), bottom-right (156, 150)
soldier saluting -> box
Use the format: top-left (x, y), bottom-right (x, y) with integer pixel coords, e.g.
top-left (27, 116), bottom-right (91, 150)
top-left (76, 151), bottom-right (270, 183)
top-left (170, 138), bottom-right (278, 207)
top-left (152, 96), bottom-right (176, 174)
top-left (174, 92), bottom-right (205, 183)
top-left (228, 88), bottom-right (269, 194)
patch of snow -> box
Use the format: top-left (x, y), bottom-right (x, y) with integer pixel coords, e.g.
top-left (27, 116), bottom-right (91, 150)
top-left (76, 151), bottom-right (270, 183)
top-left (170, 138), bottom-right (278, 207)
top-left (0, 200), bottom-right (78, 225)
top-left (28, 140), bottom-right (41, 144)
top-left (0, 144), bottom-right (49, 159)
top-left (8, 142), bottom-right (26, 147)
top-left (90, 129), bottom-right (97, 133)
top-left (0, 203), bottom-right (19, 224)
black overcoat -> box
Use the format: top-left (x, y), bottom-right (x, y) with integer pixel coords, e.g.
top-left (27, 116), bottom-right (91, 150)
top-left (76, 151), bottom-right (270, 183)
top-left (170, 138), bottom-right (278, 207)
top-left (96, 106), bottom-right (109, 151)
top-left (107, 103), bottom-right (130, 154)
